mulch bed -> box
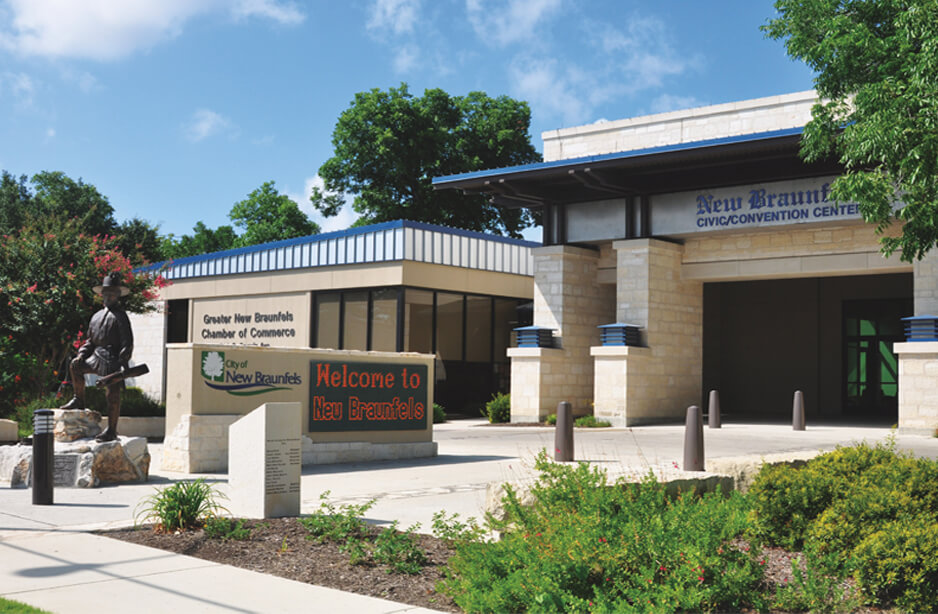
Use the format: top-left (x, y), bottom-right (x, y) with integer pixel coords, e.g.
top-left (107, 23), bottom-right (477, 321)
top-left (99, 518), bottom-right (460, 613)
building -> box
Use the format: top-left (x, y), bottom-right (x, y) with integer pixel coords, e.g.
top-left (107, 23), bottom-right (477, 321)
top-left (434, 91), bottom-right (938, 434)
top-left (133, 220), bottom-right (536, 415)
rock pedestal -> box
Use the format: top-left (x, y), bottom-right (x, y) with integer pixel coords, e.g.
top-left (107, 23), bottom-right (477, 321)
top-left (0, 409), bottom-right (150, 488)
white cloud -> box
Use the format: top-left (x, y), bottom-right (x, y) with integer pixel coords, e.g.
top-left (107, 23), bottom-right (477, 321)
top-left (466, 0), bottom-right (561, 47)
top-left (393, 44), bottom-right (420, 73)
top-left (44, 127), bottom-right (55, 141)
top-left (184, 109), bottom-right (233, 142)
top-left (0, 70), bottom-right (36, 106)
top-left (289, 176), bottom-right (357, 233)
top-left (231, 0), bottom-right (304, 25)
top-left (0, 0), bottom-right (304, 61)
top-left (509, 57), bottom-right (589, 126)
top-left (60, 69), bottom-right (99, 93)
top-left (367, 0), bottom-right (420, 36)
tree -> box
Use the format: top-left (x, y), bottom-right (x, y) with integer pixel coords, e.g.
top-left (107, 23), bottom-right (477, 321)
top-left (116, 217), bottom-right (164, 266)
top-left (765, 0), bottom-right (938, 261)
top-left (229, 180), bottom-right (320, 246)
top-left (160, 181), bottom-right (319, 259)
top-left (0, 214), bottom-right (167, 408)
top-left (0, 170), bottom-right (118, 238)
top-left (311, 84), bottom-right (541, 237)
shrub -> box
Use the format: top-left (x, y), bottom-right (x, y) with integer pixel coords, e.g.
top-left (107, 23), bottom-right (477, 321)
top-left (203, 517), bottom-right (252, 540)
top-left (439, 451), bottom-right (766, 613)
top-left (773, 540), bottom-right (860, 613)
top-left (853, 515), bottom-right (938, 612)
top-left (544, 413), bottom-right (556, 425)
top-left (574, 415), bottom-right (611, 428)
top-left (373, 521), bottom-right (427, 574)
top-left (483, 392), bottom-right (510, 423)
top-left (83, 386), bottom-right (165, 417)
top-left (432, 403), bottom-right (446, 424)
top-left (135, 479), bottom-right (227, 532)
top-left (300, 491), bottom-right (374, 543)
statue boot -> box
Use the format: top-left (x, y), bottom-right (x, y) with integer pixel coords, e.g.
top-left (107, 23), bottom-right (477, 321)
top-left (59, 396), bottom-right (84, 410)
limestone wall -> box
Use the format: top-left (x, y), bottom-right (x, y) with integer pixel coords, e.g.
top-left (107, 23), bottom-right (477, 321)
top-left (128, 306), bottom-right (166, 403)
top-left (895, 342), bottom-right (938, 435)
top-left (543, 91), bottom-right (816, 162)
top-left (608, 239), bottom-right (703, 423)
top-left (914, 253), bottom-right (938, 315)
top-left (513, 245), bottom-right (614, 420)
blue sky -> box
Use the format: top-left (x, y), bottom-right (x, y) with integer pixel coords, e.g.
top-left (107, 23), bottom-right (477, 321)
top-left (0, 0), bottom-right (815, 241)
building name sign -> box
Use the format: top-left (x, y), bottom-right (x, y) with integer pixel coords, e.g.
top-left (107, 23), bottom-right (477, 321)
top-left (651, 176), bottom-right (865, 235)
top-left (200, 310), bottom-right (297, 342)
top-left (309, 361), bottom-right (427, 432)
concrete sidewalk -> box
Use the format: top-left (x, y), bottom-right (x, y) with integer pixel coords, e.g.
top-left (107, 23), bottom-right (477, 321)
top-left (2, 419), bottom-right (937, 613)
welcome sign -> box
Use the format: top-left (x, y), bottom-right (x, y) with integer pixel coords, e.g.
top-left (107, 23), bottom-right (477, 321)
top-left (309, 360), bottom-right (428, 431)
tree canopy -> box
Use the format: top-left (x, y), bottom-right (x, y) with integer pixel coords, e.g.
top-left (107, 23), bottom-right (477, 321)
top-left (0, 170), bottom-right (117, 238)
top-left (311, 84), bottom-right (542, 237)
top-left (161, 181), bottom-right (319, 259)
top-left (765, 0), bottom-right (938, 261)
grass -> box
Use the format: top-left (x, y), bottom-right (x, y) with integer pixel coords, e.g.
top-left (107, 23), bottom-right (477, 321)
top-left (0, 597), bottom-right (52, 613)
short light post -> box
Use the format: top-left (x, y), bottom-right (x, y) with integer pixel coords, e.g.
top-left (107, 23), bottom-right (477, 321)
top-left (32, 409), bottom-right (54, 505)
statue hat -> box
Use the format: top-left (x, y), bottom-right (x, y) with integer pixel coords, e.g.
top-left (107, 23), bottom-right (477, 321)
top-left (93, 272), bottom-right (130, 297)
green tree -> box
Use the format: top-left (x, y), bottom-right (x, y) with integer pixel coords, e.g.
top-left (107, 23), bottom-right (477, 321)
top-left (0, 214), bottom-right (167, 408)
top-left (0, 170), bottom-right (118, 238)
top-left (116, 217), bottom-right (164, 266)
top-left (311, 84), bottom-right (541, 237)
top-left (161, 222), bottom-right (238, 260)
top-left (229, 180), bottom-right (320, 246)
top-left (765, 0), bottom-right (938, 261)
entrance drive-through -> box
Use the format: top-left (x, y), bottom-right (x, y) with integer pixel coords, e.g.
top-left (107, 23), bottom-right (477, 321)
top-left (703, 273), bottom-right (912, 422)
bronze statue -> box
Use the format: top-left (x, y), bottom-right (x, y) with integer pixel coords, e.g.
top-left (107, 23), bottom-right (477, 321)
top-left (60, 272), bottom-right (134, 442)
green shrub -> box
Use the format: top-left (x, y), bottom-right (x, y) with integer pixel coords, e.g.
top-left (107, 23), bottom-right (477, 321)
top-left (84, 386), bottom-right (164, 417)
top-left (135, 479), bottom-right (227, 532)
top-left (439, 451), bottom-right (766, 613)
top-left (747, 462), bottom-right (834, 549)
top-left (544, 413), bottom-right (556, 425)
top-left (574, 415), bottom-right (611, 428)
top-left (300, 491), bottom-right (375, 543)
top-left (373, 521), bottom-right (427, 574)
top-left (482, 392), bottom-right (510, 423)
top-left (853, 515), bottom-right (938, 612)
top-left (0, 597), bottom-right (53, 614)
top-left (203, 516), bottom-right (252, 540)
top-left (773, 540), bottom-right (860, 613)
top-left (432, 403), bottom-right (446, 424)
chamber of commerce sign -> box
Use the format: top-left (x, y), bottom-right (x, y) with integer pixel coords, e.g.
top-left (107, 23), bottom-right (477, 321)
top-left (651, 175), bottom-right (866, 235)
top-left (309, 361), bottom-right (428, 432)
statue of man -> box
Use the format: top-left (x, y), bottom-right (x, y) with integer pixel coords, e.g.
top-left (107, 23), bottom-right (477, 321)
top-left (60, 272), bottom-right (134, 442)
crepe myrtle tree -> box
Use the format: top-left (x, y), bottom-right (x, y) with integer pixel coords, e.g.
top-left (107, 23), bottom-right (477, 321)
top-left (765, 0), bottom-right (938, 261)
top-left (0, 214), bottom-right (167, 408)
top-left (311, 84), bottom-right (541, 237)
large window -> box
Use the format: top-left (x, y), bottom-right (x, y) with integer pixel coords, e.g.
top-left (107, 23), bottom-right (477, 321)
top-left (403, 289), bottom-right (433, 353)
top-left (371, 288), bottom-right (398, 352)
top-left (343, 291), bottom-right (369, 351)
top-left (314, 293), bottom-right (341, 349)
top-left (465, 295), bottom-right (492, 362)
top-left (436, 292), bottom-right (464, 361)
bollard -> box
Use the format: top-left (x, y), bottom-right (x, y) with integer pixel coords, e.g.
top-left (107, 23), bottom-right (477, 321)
top-left (32, 409), bottom-right (54, 505)
top-left (793, 390), bottom-right (806, 431)
top-left (683, 405), bottom-right (704, 471)
top-left (707, 389), bottom-right (721, 429)
top-left (554, 401), bottom-right (574, 462)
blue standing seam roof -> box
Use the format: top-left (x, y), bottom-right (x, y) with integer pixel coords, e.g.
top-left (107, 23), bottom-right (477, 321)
top-left (431, 126), bottom-right (806, 186)
top-left (137, 218), bottom-right (540, 273)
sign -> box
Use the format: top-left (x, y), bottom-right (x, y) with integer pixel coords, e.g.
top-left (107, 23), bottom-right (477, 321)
top-left (201, 350), bottom-right (302, 396)
top-left (309, 360), bottom-right (428, 431)
top-left (651, 175), bottom-right (871, 235)
top-left (191, 293), bottom-right (309, 348)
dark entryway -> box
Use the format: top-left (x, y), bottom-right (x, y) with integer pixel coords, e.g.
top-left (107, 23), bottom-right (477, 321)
top-left (703, 273), bottom-right (912, 421)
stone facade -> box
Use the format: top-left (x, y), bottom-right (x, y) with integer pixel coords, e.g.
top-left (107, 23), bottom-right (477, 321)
top-left (508, 245), bottom-right (614, 421)
top-left (596, 239), bottom-right (703, 424)
top-left (128, 307), bottom-right (166, 402)
top-left (895, 342), bottom-right (938, 435)
top-left (543, 91), bottom-right (816, 162)
top-left (913, 252), bottom-right (938, 315)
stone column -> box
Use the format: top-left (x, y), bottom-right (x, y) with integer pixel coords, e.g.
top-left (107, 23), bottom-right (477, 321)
top-left (914, 253), bottom-right (938, 315)
top-left (592, 239), bottom-right (703, 425)
top-left (508, 245), bottom-right (613, 422)
top-left (895, 341), bottom-right (938, 435)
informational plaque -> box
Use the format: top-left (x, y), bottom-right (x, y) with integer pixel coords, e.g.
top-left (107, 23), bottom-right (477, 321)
top-left (228, 402), bottom-right (301, 518)
top-left (309, 360), bottom-right (429, 432)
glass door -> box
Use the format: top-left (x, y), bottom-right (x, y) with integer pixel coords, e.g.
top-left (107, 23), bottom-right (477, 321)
top-left (843, 299), bottom-right (910, 418)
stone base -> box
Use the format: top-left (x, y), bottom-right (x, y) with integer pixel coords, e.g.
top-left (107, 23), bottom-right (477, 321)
top-left (162, 413), bottom-right (438, 473)
top-left (0, 418), bottom-right (17, 442)
top-left (53, 409), bottom-right (103, 441)
top-left (0, 436), bottom-right (150, 488)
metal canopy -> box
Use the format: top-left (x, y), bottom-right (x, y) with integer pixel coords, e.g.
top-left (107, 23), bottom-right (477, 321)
top-left (432, 127), bottom-right (843, 209)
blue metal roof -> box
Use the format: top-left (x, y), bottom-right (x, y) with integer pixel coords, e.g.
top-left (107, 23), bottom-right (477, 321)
top-left (138, 219), bottom-right (539, 280)
top-left (432, 126), bottom-right (805, 186)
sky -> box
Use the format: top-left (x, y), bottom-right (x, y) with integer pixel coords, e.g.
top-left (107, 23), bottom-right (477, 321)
top-left (0, 0), bottom-right (816, 242)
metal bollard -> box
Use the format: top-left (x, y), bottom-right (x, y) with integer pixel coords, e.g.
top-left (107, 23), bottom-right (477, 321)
top-left (554, 401), bottom-right (574, 462)
top-left (683, 405), bottom-right (704, 471)
top-left (793, 390), bottom-right (806, 431)
top-left (32, 409), bottom-right (54, 505)
top-left (707, 389), bottom-right (721, 429)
